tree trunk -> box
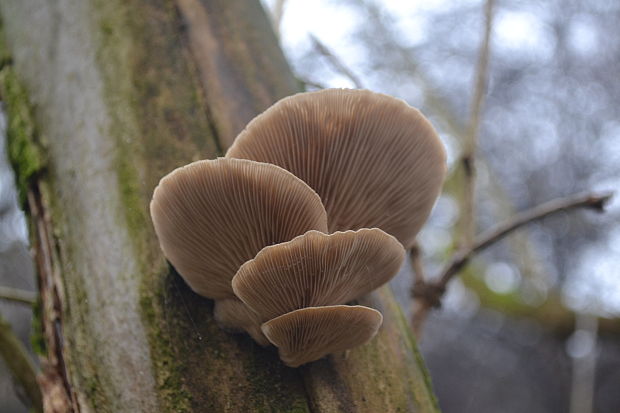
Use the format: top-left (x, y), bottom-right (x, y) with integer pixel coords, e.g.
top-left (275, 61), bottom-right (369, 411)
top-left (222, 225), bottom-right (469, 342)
top-left (0, 0), bottom-right (439, 412)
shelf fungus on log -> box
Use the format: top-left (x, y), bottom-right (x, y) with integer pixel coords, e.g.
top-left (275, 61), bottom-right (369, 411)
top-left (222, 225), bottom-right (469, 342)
top-left (150, 89), bottom-right (446, 366)
top-left (150, 157), bottom-right (328, 299)
top-left (232, 229), bottom-right (405, 321)
top-left (226, 88), bottom-right (447, 249)
top-left (150, 157), bottom-right (328, 344)
top-left (262, 305), bottom-right (383, 368)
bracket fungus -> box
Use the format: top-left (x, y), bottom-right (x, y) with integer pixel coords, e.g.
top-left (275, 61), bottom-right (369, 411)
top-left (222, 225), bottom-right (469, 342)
top-left (150, 88), bottom-right (446, 367)
top-left (150, 158), bottom-right (328, 343)
top-left (150, 157), bottom-right (328, 299)
top-left (226, 88), bottom-right (447, 248)
top-left (262, 305), bottom-right (383, 368)
top-left (232, 229), bottom-right (405, 321)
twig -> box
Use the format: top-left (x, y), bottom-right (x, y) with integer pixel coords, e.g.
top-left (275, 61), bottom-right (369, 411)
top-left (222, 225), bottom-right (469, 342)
top-left (411, 304), bottom-right (432, 336)
top-left (439, 191), bottom-right (612, 286)
top-left (309, 34), bottom-right (364, 88)
top-left (297, 76), bottom-right (328, 91)
top-left (411, 0), bottom-right (495, 337)
top-left (0, 312), bottom-right (43, 411)
top-left (458, 0), bottom-right (496, 248)
top-left (409, 242), bottom-right (426, 285)
top-left (409, 243), bottom-right (430, 333)
top-left (271, 0), bottom-right (288, 37)
top-left (0, 285), bottom-right (37, 305)
top-left (411, 191), bottom-right (612, 335)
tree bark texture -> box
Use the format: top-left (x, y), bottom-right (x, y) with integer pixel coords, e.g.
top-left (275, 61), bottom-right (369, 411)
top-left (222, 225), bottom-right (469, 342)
top-left (0, 0), bottom-right (439, 412)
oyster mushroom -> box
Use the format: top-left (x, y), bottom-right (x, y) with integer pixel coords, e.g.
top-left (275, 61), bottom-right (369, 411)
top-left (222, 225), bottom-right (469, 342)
top-left (227, 88), bottom-right (446, 248)
top-left (232, 229), bottom-right (404, 321)
top-left (262, 305), bottom-right (383, 367)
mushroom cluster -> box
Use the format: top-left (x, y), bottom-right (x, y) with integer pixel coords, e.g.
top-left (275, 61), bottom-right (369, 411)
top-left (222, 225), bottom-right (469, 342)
top-left (150, 89), bottom-right (446, 367)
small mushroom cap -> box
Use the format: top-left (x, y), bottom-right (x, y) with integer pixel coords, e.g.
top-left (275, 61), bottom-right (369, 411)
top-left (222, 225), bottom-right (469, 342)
top-left (262, 305), bottom-right (383, 367)
top-left (232, 229), bottom-right (405, 321)
top-left (150, 158), bottom-right (328, 299)
top-left (214, 298), bottom-right (269, 346)
top-left (226, 88), bottom-right (446, 248)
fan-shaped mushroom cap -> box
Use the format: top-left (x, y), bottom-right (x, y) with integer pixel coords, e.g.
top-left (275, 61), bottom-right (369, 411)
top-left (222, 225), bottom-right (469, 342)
top-left (262, 305), bottom-right (383, 367)
top-left (214, 298), bottom-right (269, 346)
top-left (226, 88), bottom-right (446, 248)
top-left (150, 158), bottom-right (328, 299)
top-left (232, 229), bottom-right (404, 321)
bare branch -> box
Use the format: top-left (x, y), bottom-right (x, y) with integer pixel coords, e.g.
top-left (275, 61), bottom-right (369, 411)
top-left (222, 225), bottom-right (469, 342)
top-left (0, 313), bottom-right (42, 411)
top-left (409, 243), bottom-right (426, 285)
top-left (411, 0), bottom-right (496, 337)
top-left (458, 0), bottom-right (496, 248)
top-left (438, 191), bottom-right (612, 287)
top-left (0, 285), bottom-right (37, 305)
top-left (271, 0), bottom-right (288, 37)
top-left (411, 190), bottom-right (612, 334)
top-left (297, 76), bottom-right (328, 90)
top-left (309, 34), bottom-right (364, 88)
top-left (411, 304), bottom-right (432, 337)
top-left (409, 243), bottom-right (430, 335)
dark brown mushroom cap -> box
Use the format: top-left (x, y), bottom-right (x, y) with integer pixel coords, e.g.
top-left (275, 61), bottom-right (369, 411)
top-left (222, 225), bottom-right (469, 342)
top-left (262, 305), bottom-right (383, 367)
top-left (226, 88), bottom-right (446, 248)
top-left (150, 158), bottom-right (328, 299)
top-left (232, 229), bottom-right (405, 321)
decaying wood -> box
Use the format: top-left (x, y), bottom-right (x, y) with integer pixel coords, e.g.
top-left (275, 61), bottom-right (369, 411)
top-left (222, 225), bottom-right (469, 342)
top-left (0, 0), bottom-right (439, 412)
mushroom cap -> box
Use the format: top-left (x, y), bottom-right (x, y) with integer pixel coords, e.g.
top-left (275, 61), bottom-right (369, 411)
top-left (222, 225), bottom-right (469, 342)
top-left (262, 305), bottom-right (383, 367)
top-left (214, 298), bottom-right (269, 346)
top-left (232, 229), bottom-right (404, 321)
top-left (226, 88), bottom-right (446, 248)
top-left (150, 158), bottom-right (328, 299)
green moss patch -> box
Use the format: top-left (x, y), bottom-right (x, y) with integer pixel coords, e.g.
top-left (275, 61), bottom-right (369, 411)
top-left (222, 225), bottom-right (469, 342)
top-left (0, 66), bottom-right (45, 205)
top-left (139, 272), bottom-right (193, 413)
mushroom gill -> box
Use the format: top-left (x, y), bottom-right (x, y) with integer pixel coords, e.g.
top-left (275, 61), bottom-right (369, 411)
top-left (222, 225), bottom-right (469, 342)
top-left (262, 305), bottom-right (383, 367)
top-left (149, 88), bottom-right (447, 367)
top-left (150, 157), bottom-right (328, 300)
top-left (226, 88), bottom-right (447, 248)
top-left (232, 229), bottom-right (405, 321)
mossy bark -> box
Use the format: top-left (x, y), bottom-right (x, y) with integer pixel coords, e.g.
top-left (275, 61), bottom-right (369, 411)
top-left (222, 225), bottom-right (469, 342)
top-left (0, 0), bottom-right (439, 412)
